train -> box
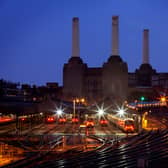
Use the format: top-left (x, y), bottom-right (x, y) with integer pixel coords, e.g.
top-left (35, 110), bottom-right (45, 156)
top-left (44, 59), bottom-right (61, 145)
top-left (0, 116), bottom-right (15, 124)
top-left (107, 114), bottom-right (135, 133)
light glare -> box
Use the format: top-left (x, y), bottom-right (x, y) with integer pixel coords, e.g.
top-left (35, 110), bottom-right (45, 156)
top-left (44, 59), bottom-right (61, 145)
top-left (56, 109), bottom-right (63, 116)
top-left (98, 109), bottom-right (104, 115)
top-left (115, 104), bottom-right (127, 118)
top-left (118, 109), bottom-right (124, 116)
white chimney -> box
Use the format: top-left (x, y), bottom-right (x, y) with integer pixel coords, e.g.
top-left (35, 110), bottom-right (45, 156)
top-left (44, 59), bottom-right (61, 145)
top-left (112, 16), bottom-right (119, 56)
top-left (143, 29), bottom-right (149, 64)
top-left (72, 17), bottom-right (80, 57)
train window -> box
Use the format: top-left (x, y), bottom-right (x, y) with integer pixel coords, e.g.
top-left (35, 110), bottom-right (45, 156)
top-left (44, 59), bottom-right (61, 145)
top-left (125, 120), bottom-right (134, 126)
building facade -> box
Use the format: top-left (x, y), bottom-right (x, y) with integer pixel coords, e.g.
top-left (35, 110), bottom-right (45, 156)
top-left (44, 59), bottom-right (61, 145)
top-left (63, 16), bottom-right (168, 104)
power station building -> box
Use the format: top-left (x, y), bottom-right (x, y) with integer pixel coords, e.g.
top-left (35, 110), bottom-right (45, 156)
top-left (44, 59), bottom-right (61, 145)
top-left (63, 16), bottom-right (168, 104)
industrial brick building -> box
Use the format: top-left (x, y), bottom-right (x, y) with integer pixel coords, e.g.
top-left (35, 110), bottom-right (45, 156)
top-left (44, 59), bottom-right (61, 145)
top-left (63, 16), bottom-right (168, 104)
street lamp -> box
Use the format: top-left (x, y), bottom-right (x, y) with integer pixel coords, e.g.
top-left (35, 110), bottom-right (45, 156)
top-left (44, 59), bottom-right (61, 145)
top-left (55, 105), bottom-right (65, 118)
top-left (73, 99), bottom-right (76, 117)
top-left (116, 107), bottom-right (126, 118)
top-left (73, 98), bottom-right (85, 117)
top-left (118, 109), bottom-right (125, 117)
top-left (81, 98), bottom-right (85, 103)
top-left (56, 109), bottom-right (63, 116)
top-left (98, 109), bottom-right (104, 116)
top-left (94, 103), bottom-right (111, 120)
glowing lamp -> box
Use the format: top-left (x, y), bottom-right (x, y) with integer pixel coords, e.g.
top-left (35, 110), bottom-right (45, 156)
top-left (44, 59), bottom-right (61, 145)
top-left (98, 109), bottom-right (104, 116)
top-left (140, 96), bottom-right (145, 101)
top-left (161, 97), bottom-right (166, 102)
top-left (56, 109), bottom-right (63, 116)
top-left (118, 109), bottom-right (124, 116)
top-left (81, 98), bottom-right (85, 103)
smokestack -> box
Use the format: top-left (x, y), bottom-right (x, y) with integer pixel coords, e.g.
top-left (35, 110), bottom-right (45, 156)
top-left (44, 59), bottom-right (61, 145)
top-left (112, 16), bottom-right (119, 56)
top-left (72, 17), bottom-right (80, 57)
top-left (142, 29), bottom-right (149, 64)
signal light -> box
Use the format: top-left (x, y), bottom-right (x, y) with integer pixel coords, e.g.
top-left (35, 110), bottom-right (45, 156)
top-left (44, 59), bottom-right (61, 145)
top-left (140, 96), bottom-right (145, 101)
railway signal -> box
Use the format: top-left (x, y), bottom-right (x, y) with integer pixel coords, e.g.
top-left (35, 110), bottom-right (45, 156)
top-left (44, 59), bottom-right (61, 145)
top-left (140, 96), bottom-right (145, 101)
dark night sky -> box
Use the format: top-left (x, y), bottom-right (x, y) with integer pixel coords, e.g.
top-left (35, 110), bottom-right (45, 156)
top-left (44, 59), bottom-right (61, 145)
top-left (0, 0), bottom-right (168, 86)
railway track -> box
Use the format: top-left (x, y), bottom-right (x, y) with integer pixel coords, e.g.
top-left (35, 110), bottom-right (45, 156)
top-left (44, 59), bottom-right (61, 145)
top-left (2, 123), bottom-right (168, 167)
top-left (24, 129), bottom-right (168, 168)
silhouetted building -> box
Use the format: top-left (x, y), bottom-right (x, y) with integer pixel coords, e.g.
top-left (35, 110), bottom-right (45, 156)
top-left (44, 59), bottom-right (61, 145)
top-left (63, 16), bottom-right (168, 104)
top-left (63, 16), bottom-right (128, 104)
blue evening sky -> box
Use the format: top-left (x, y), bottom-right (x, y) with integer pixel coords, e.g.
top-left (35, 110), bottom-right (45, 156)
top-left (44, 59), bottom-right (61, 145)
top-left (0, 0), bottom-right (168, 85)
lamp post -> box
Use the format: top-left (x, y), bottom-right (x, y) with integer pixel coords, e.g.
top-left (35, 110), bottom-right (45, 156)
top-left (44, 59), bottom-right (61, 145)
top-left (73, 99), bottom-right (76, 117)
top-left (73, 98), bottom-right (85, 118)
